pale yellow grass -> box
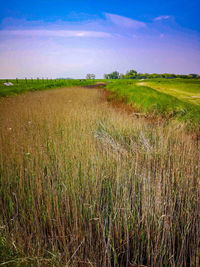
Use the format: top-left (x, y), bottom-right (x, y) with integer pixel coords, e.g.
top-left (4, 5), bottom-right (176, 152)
top-left (137, 81), bottom-right (200, 105)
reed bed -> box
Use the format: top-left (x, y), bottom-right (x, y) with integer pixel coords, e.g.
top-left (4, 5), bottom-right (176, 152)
top-left (0, 87), bottom-right (199, 266)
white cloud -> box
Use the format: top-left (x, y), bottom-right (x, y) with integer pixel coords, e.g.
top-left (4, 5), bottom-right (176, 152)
top-left (154, 15), bottom-right (170, 21)
top-left (105, 13), bottom-right (146, 29)
top-left (1, 13), bottom-right (199, 78)
top-left (0, 13), bottom-right (146, 40)
top-left (0, 30), bottom-right (112, 38)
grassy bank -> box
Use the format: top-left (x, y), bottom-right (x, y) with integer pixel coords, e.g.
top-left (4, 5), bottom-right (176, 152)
top-left (146, 79), bottom-right (200, 105)
top-left (105, 79), bottom-right (200, 131)
top-left (0, 88), bottom-right (199, 266)
top-left (0, 79), bottom-right (96, 97)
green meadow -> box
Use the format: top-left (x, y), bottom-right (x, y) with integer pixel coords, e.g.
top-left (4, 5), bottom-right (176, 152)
top-left (105, 79), bottom-right (200, 130)
top-left (0, 79), bottom-right (96, 97)
top-left (145, 79), bottom-right (200, 105)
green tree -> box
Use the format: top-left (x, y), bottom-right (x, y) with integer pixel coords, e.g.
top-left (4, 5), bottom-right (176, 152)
top-left (124, 69), bottom-right (138, 79)
top-left (188, 74), bottom-right (199, 79)
top-left (104, 71), bottom-right (120, 79)
top-left (86, 74), bottom-right (95, 79)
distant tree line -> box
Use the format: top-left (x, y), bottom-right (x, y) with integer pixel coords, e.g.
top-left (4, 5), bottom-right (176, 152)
top-left (104, 70), bottom-right (200, 79)
top-left (86, 74), bottom-right (95, 79)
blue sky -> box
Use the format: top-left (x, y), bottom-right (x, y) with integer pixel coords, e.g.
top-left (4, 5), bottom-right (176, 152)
top-left (0, 0), bottom-right (200, 78)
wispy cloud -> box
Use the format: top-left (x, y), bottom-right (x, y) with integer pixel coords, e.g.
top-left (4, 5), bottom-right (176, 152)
top-left (0, 12), bottom-right (199, 78)
top-left (0, 30), bottom-right (112, 38)
top-left (105, 13), bottom-right (146, 29)
top-left (154, 15), bottom-right (170, 21)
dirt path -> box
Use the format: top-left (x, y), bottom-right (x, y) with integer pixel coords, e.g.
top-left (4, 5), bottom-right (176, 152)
top-left (136, 82), bottom-right (147, 86)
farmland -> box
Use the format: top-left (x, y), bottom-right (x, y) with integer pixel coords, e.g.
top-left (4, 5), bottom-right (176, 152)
top-left (0, 79), bottom-right (200, 266)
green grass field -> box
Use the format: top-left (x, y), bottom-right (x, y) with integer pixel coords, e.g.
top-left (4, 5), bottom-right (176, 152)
top-left (144, 79), bottom-right (200, 105)
top-left (105, 79), bottom-right (200, 131)
top-left (0, 79), bottom-right (96, 97)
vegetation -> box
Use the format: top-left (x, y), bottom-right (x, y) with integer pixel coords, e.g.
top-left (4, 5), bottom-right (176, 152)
top-left (0, 86), bottom-right (199, 266)
top-left (0, 79), bottom-right (96, 97)
top-left (104, 71), bottom-right (120, 79)
top-left (145, 79), bottom-right (200, 105)
top-left (86, 74), bottom-right (96, 79)
top-left (105, 79), bottom-right (200, 131)
top-left (104, 70), bottom-right (200, 79)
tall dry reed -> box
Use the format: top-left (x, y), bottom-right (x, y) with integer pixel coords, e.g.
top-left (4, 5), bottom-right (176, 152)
top-left (0, 88), bottom-right (199, 266)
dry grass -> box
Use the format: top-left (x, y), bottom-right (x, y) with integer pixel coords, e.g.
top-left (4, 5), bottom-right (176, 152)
top-left (0, 87), bottom-right (199, 266)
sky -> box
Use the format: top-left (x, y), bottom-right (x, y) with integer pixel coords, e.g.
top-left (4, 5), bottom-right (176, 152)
top-left (0, 0), bottom-right (200, 78)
